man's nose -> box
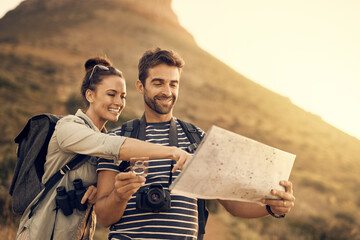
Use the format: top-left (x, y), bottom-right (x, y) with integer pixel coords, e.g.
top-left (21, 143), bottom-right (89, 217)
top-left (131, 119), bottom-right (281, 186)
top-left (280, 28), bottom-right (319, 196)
top-left (161, 85), bottom-right (172, 96)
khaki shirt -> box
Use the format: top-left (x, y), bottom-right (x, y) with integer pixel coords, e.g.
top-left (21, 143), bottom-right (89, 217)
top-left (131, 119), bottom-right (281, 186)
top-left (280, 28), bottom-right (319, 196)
top-left (17, 109), bottom-right (126, 240)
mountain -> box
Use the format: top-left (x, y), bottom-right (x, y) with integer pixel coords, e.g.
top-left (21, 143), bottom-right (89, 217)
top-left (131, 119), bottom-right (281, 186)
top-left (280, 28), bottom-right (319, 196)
top-left (1, 0), bottom-right (360, 239)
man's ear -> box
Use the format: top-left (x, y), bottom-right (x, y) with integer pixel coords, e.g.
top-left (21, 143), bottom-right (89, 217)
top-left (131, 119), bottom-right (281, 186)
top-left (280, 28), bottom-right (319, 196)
top-left (136, 80), bottom-right (144, 94)
top-left (85, 89), bottom-right (95, 103)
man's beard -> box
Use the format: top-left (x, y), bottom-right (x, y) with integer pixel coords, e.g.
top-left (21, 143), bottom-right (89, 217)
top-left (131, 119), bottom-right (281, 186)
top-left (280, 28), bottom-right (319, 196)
top-left (144, 92), bottom-right (176, 115)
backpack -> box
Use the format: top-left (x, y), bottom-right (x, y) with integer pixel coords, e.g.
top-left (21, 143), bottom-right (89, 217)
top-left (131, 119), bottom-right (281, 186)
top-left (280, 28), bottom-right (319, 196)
top-left (9, 114), bottom-right (88, 217)
top-left (118, 116), bottom-right (209, 240)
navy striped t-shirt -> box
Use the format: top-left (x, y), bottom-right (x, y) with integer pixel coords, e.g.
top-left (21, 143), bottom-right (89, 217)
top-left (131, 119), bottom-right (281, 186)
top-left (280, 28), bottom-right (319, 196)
top-left (97, 119), bottom-right (204, 240)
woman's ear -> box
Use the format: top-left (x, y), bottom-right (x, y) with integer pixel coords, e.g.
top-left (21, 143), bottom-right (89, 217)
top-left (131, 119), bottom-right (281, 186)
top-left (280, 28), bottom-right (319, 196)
top-left (136, 80), bottom-right (144, 94)
top-left (85, 89), bottom-right (95, 103)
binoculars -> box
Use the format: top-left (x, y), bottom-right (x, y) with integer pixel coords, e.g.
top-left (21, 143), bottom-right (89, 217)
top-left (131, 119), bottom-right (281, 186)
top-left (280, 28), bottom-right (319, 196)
top-left (55, 178), bottom-right (87, 216)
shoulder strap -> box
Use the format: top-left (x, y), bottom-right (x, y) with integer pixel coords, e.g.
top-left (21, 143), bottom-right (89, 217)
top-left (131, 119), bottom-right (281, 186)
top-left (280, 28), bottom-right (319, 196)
top-left (121, 118), bottom-right (140, 138)
top-left (29, 116), bottom-right (91, 218)
top-left (177, 119), bottom-right (209, 239)
top-left (197, 199), bottom-right (209, 239)
top-left (177, 119), bottom-right (203, 153)
top-left (29, 154), bottom-right (88, 218)
top-left (118, 118), bottom-right (141, 172)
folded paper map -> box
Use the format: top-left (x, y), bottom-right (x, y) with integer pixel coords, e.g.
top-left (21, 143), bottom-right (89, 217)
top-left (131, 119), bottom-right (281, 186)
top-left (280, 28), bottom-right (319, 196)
top-left (169, 125), bottom-right (296, 203)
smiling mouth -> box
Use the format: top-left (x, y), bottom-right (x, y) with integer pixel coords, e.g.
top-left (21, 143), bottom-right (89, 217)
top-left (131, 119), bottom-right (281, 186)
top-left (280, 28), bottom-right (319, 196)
top-left (156, 97), bottom-right (173, 104)
top-left (108, 108), bottom-right (121, 114)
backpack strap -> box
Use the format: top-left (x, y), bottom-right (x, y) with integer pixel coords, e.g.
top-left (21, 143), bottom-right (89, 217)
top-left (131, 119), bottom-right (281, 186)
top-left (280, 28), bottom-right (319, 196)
top-left (118, 118), bottom-right (140, 172)
top-left (177, 119), bottom-right (202, 153)
top-left (121, 118), bottom-right (141, 139)
top-left (177, 119), bottom-right (209, 239)
top-left (29, 115), bottom-right (91, 218)
top-left (29, 154), bottom-right (88, 218)
top-left (197, 199), bottom-right (209, 239)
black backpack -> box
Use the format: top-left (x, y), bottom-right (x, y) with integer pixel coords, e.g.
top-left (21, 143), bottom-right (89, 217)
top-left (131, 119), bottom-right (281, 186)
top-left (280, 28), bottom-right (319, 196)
top-left (118, 117), bottom-right (209, 240)
top-left (9, 114), bottom-right (87, 217)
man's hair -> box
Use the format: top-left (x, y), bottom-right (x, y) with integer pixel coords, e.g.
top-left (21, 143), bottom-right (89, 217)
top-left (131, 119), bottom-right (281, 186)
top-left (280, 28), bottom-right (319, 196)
top-left (138, 48), bottom-right (185, 86)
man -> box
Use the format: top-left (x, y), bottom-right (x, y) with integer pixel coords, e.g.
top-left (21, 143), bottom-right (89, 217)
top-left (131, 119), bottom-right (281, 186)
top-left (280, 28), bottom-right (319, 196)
top-left (95, 48), bottom-right (295, 239)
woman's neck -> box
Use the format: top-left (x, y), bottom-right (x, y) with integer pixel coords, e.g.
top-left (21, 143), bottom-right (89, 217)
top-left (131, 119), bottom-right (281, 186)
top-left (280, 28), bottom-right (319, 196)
top-left (84, 109), bottom-right (106, 131)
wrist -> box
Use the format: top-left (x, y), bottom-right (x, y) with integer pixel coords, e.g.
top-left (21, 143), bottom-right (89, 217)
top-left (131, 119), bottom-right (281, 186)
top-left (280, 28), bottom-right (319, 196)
top-left (169, 146), bottom-right (179, 160)
top-left (266, 205), bottom-right (285, 218)
top-left (111, 188), bottom-right (128, 204)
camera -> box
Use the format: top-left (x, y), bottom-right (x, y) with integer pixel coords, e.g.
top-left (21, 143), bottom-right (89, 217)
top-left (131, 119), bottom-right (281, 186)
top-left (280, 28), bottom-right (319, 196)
top-left (55, 178), bottom-right (87, 216)
top-left (136, 183), bottom-right (171, 212)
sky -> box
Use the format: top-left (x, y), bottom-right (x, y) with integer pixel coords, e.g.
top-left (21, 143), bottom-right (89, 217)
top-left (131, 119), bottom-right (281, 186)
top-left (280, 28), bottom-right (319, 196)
top-left (1, 0), bottom-right (360, 139)
top-left (172, 0), bottom-right (360, 140)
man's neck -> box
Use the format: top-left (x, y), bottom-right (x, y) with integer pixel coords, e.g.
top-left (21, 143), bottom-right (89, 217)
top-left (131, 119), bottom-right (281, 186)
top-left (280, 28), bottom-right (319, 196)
top-left (144, 109), bottom-right (173, 123)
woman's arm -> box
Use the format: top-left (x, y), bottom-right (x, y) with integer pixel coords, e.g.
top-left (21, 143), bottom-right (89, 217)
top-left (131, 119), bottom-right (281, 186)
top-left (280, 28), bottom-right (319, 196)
top-left (119, 138), bottom-right (192, 172)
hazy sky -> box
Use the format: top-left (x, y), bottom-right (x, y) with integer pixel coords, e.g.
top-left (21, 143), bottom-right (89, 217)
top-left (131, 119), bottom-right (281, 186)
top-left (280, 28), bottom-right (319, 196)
top-left (172, 0), bottom-right (360, 139)
top-left (1, 1), bottom-right (359, 139)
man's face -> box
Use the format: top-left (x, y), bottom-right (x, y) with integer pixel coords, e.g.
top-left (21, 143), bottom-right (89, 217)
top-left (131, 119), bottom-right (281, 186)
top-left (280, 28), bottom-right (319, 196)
top-left (141, 64), bottom-right (180, 115)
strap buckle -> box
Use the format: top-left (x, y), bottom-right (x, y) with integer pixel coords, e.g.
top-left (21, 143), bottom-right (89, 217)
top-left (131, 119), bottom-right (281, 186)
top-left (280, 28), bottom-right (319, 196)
top-left (60, 164), bottom-right (70, 175)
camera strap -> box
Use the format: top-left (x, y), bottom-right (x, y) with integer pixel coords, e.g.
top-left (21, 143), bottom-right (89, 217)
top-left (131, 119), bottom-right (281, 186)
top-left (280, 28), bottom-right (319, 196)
top-left (168, 117), bottom-right (178, 186)
top-left (137, 114), bottom-right (178, 186)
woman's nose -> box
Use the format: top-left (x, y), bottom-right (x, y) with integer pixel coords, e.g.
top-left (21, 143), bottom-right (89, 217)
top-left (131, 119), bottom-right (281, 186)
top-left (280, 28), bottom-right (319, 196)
top-left (115, 96), bottom-right (125, 106)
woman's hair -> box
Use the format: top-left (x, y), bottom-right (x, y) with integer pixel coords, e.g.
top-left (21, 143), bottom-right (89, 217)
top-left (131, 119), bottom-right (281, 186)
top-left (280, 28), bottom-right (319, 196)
top-left (138, 48), bottom-right (184, 86)
top-left (81, 57), bottom-right (124, 108)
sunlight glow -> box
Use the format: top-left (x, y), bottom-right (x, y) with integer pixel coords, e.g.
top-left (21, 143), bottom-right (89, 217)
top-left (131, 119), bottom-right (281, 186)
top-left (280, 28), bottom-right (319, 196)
top-left (1, 0), bottom-right (359, 139)
top-left (172, 0), bottom-right (360, 139)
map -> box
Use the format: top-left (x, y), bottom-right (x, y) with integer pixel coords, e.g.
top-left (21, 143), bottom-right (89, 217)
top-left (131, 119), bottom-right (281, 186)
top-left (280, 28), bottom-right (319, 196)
top-left (169, 125), bottom-right (296, 203)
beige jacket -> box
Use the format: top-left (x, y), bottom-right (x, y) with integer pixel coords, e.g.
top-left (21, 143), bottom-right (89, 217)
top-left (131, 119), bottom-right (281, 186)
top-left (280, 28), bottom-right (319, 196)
top-left (17, 109), bottom-right (126, 240)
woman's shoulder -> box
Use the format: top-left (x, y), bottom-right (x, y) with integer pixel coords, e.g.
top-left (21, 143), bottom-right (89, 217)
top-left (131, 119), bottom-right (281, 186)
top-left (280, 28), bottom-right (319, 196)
top-left (58, 109), bottom-right (89, 125)
top-left (58, 114), bottom-right (85, 125)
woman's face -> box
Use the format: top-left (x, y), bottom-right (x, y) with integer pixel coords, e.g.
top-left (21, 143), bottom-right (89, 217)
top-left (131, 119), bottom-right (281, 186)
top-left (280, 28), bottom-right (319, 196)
top-left (87, 75), bottom-right (126, 125)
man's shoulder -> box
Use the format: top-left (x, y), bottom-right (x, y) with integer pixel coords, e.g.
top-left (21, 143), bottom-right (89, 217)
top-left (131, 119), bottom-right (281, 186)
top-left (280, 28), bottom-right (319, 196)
top-left (109, 118), bottom-right (140, 135)
top-left (175, 118), bottom-right (205, 135)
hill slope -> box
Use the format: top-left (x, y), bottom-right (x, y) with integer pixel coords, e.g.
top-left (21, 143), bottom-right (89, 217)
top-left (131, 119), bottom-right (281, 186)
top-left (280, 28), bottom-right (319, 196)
top-left (1, 0), bottom-right (360, 239)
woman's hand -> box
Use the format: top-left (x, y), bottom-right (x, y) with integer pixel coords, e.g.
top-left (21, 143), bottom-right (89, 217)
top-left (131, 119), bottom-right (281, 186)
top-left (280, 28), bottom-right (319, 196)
top-left (81, 185), bottom-right (97, 205)
top-left (171, 148), bottom-right (193, 173)
top-left (262, 180), bottom-right (295, 216)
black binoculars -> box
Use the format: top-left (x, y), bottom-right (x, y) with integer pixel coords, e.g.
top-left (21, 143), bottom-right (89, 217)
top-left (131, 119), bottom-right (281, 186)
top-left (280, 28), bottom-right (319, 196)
top-left (55, 178), bottom-right (87, 216)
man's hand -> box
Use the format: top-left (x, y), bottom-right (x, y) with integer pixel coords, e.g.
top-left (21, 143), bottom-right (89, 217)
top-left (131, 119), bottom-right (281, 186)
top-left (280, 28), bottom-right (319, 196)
top-left (262, 180), bottom-right (295, 216)
top-left (114, 172), bottom-right (146, 202)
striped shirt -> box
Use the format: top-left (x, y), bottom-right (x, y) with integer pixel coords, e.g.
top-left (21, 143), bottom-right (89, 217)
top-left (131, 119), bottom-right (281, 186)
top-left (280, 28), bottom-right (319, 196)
top-left (97, 119), bottom-right (204, 240)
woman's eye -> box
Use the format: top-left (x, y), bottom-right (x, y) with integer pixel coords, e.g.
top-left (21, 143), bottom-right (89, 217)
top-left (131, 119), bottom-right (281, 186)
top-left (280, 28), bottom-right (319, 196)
top-left (108, 93), bottom-right (115, 97)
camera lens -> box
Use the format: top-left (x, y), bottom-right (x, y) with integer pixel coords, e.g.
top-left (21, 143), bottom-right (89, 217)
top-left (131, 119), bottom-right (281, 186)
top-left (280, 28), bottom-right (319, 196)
top-left (150, 192), bottom-right (160, 202)
top-left (147, 188), bottom-right (165, 208)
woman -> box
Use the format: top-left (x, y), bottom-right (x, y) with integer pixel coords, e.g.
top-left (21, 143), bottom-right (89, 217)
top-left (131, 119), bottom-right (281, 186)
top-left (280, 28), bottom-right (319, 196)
top-left (16, 57), bottom-right (191, 240)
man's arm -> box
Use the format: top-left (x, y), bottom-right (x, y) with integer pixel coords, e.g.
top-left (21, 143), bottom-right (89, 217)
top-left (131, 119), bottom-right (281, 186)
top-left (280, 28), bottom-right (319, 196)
top-left (95, 171), bottom-right (145, 227)
top-left (219, 180), bottom-right (295, 218)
